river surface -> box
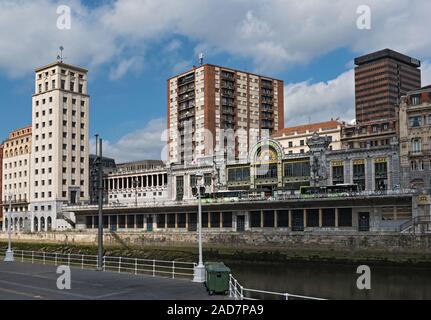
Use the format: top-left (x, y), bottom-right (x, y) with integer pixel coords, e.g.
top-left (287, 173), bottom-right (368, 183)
top-left (225, 261), bottom-right (431, 300)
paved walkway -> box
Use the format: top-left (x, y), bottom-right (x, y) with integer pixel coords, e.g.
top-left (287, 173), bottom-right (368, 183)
top-left (0, 261), bottom-right (223, 300)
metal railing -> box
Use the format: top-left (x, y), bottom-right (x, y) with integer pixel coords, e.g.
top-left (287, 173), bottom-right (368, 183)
top-left (0, 250), bottom-right (196, 280)
top-left (399, 215), bottom-right (431, 233)
top-left (229, 274), bottom-right (327, 301)
top-left (63, 188), bottom-right (418, 212)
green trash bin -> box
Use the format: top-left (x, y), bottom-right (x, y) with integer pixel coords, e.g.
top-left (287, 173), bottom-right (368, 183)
top-left (205, 262), bottom-right (231, 295)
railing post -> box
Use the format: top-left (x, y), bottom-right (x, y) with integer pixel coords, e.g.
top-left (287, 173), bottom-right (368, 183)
top-left (285, 293), bottom-right (289, 300)
top-left (21, 251), bottom-right (24, 262)
top-left (43, 252), bottom-right (46, 265)
top-left (81, 255), bottom-right (84, 269)
top-left (68, 253), bottom-right (71, 266)
top-left (103, 256), bottom-right (106, 272)
top-left (31, 251), bottom-right (34, 264)
top-left (55, 253), bottom-right (58, 265)
top-left (135, 258), bottom-right (138, 275)
top-left (172, 261), bottom-right (175, 279)
top-left (240, 284), bottom-right (244, 300)
top-left (229, 275), bottom-right (233, 298)
top-left (119, 257), bottom-right (122, 273)
top-left (153, 259), bottom-right (156, 277)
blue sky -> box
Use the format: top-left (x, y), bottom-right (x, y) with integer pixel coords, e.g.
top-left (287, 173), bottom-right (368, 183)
top-left (1, 0), bottom-right (431, 161)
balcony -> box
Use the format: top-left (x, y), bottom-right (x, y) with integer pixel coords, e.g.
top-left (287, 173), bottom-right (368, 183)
top-left (178, 93), bottom-right (195, 103)
top-left (178, 74), bottom-right (195, 86)
top-left (179, 102), bottom-right (195, 111)
top-left (221, 89), bottom-right (235, 98)
top-left (409, 150), bottom-right (431, 157)
top-left (261, 89), bottom-right (273, 96)
top-left (179, 111), bottom-right (195, 121)
top-left (261, 81), bottom-right (272, 89)
top-left (220, 72), bottom-right (234, 80)
top-left (221, 81), bottom-right (234, 89)
top-left (178, 84), bottom-right (195, 95)
top-left (222, 107), bottom-right (235, 116)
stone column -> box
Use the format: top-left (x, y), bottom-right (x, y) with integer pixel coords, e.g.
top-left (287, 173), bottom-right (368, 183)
top-left (319, 208), bottom-right (323, 227)
top-left (335, 208), bottom-right (339, 227)
top-left (288, 210), bottom-right (292, 228)
top-left (303, 209), bottom-right (307, 228)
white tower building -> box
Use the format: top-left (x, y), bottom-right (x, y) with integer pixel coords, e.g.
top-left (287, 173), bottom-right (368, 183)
top-left (30, 61), bottom-right (90, 231)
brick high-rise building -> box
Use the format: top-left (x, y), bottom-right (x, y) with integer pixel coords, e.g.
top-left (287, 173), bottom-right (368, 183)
top-left (355, 49), bottom-right (421, 123)
top-left (167, 64), bottom-right (284, 164)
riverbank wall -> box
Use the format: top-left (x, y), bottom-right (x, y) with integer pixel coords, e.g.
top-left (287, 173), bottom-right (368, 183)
top-left (1, 231), bottom-right (431, 266)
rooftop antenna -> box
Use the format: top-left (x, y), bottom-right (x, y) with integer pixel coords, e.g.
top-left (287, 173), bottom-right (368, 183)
top-left (57, 46), bottom-right (64, 63)
top-left (199, 52), bottom-right (204, 66)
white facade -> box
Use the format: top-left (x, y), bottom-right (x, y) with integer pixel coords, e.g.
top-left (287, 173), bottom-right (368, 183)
top-left (1, 126), bottom-right (32, 232)
top-left (29, 61), bottom-right (90, 231)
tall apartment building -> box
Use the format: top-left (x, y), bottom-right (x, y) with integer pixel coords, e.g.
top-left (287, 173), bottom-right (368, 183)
top-left (167, 64), bottom-right (284, 164)
top-left (1, 126), bottom-right (32, 231)
top-left (30, 61), bottom-right (90, 229)
top-left (355, 49), bottom-right (421, 123)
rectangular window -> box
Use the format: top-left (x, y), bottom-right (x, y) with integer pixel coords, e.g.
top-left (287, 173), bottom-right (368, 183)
top-left (409, 116), bottom-right (422, 127)
top-left (277, 210), bottom-right (289, 227)
top-left (222, 212), bottom-right (232, 228)
top-left (210, 212), bottom-right (220, 228)
top-left (250, 211), bottom-right (261, 228)
top-left (263, 210), bottom-right (274, 227)
top-left (306, 209), bottom-right (319, 227)
top-left (157, 214), bottom-right (166, 228)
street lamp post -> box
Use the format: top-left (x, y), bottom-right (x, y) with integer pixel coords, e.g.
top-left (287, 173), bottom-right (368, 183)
top-left (193, 171), bottom-right (205, 283)
top-left (4, 194), bottom-right (14, 262)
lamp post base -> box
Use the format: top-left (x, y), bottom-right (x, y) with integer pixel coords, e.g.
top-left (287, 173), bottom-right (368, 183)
top-left (193, 264), bottom-right (206, 283)
top-left (4, 249), bottom-right (14, 262)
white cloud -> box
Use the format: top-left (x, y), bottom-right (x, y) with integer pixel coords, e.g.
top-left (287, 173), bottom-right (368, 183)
top-left (1, 0), bottom-right (431, 78)
top-left (92, 118), bottom-right (167, 163)
top-left (109, 56), bottom-right (142, 80)
top-left (284, 70), bottom-right (355, 127)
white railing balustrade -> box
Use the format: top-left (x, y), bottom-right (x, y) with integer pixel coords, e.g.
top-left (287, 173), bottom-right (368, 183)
top-left (228, 274), bottom-right (327, 301)
top-left (0, 250), bottom-right (196, 280)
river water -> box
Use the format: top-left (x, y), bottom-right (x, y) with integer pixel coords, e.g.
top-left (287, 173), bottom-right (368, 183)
top-left (226, 261), bottom-right (431, 300)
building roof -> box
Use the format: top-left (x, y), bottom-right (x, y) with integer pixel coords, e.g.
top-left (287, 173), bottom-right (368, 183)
top-left (35, 61), bottom-right (88, 73)
top-left (406, 85), bottom-right (431, 96)
top-left (272, 120), bottom-right (341, 137)
top-left (354, 48), bottom-right (421, 68)
top-left (168, 63), bottom-right (283, 82)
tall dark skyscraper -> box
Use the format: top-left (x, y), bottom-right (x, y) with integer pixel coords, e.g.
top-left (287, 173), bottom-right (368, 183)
top-left (355, 49), bottom-right (421, 123)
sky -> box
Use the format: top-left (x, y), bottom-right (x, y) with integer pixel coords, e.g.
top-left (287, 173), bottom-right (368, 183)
top-left (1, 0), bottom-right (431, 162)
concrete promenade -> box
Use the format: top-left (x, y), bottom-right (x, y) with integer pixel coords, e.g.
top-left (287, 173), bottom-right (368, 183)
top-left (0, 261), bottom-right (221, 300)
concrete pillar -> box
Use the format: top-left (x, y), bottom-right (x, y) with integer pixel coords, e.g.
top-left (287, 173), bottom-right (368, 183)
top-left (335, 208), bottom-right (339, 227)
top-left (274, 210), bottom-right (278, 228)
top-left (303, 209), bottom-right (307, 228)
top-left (260, 210), bottom-right (264, 228)
top-left (288, 210), bottom-right (292, 228)
top-left (319, 208), bottom-right (323, 227)
top-left (220, 212), bottom-right (222, 229)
